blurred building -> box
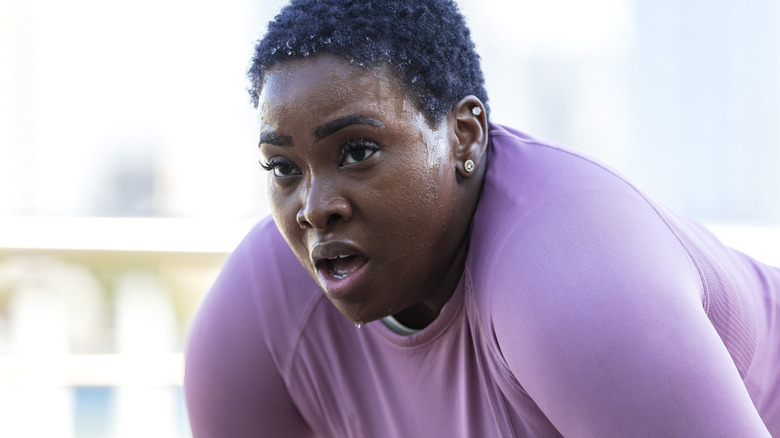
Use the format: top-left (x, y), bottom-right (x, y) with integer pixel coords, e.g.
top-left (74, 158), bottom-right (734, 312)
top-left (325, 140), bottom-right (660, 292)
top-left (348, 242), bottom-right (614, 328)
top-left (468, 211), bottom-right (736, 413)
top-left (469, 0), bottom-right (780, 226)
top-left (627, 0), bottom-right (780, 224)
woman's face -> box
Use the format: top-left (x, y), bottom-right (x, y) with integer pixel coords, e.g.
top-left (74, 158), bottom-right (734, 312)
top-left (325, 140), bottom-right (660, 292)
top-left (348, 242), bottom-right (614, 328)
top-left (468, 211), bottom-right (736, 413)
top-left (258, 55), bottom-right (473, 326)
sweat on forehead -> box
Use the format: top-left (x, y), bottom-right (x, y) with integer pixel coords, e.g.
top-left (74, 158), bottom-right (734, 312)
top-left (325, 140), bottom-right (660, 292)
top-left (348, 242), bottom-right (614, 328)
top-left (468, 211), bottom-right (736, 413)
top-left (258, 56), bottom-right (425, 136)
top-left (247, 0), bottom-right (490, 123)
top-left (260, 56), bottom-right (408, 115)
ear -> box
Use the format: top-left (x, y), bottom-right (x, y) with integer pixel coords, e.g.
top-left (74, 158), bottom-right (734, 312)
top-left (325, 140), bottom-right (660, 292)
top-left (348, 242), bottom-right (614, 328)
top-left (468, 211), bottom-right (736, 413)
top-left (451, 96), bottom-right (488, 180)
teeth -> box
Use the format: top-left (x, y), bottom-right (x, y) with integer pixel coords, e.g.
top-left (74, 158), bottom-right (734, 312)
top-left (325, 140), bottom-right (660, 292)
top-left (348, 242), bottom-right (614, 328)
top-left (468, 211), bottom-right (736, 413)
top-left (322, 254), bottom-right (359, 280)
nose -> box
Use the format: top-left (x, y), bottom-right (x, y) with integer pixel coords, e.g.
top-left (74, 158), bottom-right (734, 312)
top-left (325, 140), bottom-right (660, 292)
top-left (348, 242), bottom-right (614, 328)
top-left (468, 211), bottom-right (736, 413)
top-left (296, 176), bottom-right (353, 230)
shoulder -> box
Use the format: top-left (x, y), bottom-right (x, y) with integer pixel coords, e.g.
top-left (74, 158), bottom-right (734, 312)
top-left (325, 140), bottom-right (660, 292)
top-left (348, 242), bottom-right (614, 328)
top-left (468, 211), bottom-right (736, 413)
top-left (470, 131), bottom-right (703, 342)
top-left (470, 124), bottom-right (697, 288)
top-left (184, 217), bottom-right (322, 436)
top-left (187, 217), bottom-right (322, 371)
top-left (472, 124), bottom-right (704, 341)
top-left (466, 126), bottom-right (769, 435)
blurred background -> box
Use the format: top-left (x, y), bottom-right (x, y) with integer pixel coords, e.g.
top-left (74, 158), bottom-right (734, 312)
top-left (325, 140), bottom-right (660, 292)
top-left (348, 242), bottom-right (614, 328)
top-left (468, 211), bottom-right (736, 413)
top-left (1, 0), bottom-right (779, 436)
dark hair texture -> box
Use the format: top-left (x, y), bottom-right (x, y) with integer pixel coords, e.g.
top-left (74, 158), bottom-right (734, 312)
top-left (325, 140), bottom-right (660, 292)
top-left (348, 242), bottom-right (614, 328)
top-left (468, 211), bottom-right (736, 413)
top-left (248, 0), bottom-right (489, 123)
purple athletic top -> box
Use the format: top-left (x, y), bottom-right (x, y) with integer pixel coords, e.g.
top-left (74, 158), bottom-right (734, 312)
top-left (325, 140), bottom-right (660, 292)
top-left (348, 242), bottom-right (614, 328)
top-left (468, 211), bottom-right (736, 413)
top-left (185, 124), bottom-right (780, 437)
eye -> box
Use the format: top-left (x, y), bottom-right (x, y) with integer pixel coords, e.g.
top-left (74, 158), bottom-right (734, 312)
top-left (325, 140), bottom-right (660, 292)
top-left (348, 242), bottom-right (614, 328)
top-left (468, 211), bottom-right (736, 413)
top-left (340, 138), bottom-right (379, 166)
top-left (260, 157), bottom-right (301, 177)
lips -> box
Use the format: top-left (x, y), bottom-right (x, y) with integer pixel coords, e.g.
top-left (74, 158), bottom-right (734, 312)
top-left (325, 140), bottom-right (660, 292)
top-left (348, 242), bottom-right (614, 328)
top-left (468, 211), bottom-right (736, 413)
top-left (311, 241), bottom-right (369, 298)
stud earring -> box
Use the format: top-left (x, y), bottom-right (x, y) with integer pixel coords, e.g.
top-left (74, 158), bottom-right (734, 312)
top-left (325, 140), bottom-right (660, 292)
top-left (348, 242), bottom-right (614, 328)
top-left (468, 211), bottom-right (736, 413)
top-left (471, 106), bottom-right (482, 116)
top-left (464, 159), bottom-right (475, 173)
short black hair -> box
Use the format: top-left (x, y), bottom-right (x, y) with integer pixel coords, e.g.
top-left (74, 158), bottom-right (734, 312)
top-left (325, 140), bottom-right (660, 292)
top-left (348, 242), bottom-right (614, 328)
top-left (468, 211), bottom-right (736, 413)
top-left (248, 0), bottom-right (489, 123)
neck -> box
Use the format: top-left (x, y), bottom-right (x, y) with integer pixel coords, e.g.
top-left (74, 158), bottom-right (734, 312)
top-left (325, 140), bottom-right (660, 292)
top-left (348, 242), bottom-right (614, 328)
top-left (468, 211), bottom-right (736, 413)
top-left (392, 233), bottom-right (470, 329)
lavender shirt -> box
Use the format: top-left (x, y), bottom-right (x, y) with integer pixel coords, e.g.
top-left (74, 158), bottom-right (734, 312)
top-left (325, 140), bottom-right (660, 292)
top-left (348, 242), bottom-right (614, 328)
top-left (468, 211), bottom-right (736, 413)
top-left (185, 124), bottom-right (779, 437)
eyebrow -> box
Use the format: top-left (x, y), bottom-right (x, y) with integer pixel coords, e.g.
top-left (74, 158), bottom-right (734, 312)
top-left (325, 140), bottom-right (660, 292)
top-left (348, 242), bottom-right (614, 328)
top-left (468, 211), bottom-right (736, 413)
top-left (258, 114), bottom-right (384, 148)
top-left (258, 132), bottom-right (293, 147)
top-left (313, 114), bottom-right (385, 141)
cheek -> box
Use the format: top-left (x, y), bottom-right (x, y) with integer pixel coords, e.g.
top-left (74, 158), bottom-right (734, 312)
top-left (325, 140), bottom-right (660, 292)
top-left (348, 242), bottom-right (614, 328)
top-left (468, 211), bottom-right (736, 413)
top-left (269, 184), bottom-right (305, 249)
top-left (414, 148), bottom-right (458, 239)
top-left (268, 183), bottom-right (288, 226)
top-left (415, 138), bottom-right (457, 213)
top-left (372, 148), bottom-right (456, 244)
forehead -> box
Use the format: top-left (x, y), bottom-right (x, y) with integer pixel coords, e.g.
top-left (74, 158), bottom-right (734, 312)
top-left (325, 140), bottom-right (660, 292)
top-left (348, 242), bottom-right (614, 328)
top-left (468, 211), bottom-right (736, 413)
top-left (258, 55), bottom-right (411, 123)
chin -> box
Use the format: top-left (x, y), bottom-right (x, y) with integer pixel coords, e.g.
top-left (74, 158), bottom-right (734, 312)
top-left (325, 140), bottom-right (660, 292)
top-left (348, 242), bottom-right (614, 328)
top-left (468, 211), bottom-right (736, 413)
top-left (329, 297), bottom-right (386, 326)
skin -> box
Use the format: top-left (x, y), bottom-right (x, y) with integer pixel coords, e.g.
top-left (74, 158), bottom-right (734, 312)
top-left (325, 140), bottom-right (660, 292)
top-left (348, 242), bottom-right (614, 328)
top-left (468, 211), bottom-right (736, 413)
top-left (257, 54), bottom-right (488, 329)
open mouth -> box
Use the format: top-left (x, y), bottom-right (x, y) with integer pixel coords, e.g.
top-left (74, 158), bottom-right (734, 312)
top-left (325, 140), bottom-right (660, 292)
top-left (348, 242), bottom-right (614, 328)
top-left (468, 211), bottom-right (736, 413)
top-left (320, 254), bottom-right (369, 279)
top-left (310, 241), bottom-right (370, 297)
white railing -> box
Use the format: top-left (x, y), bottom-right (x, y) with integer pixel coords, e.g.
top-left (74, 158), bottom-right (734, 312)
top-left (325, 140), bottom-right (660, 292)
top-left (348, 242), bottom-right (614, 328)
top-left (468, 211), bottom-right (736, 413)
top-left (0, 216), bottom-right (255, 253)
top-left (0, 216), bottom-right (256, 438)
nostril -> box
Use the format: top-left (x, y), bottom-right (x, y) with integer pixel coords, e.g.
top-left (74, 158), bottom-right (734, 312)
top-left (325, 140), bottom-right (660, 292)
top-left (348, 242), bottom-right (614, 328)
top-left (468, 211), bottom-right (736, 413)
top-left (326, 213), bottom-right (343, 227)
top-left (298, 190), bottom-right (352, 230)
top-left (296, 210), bottom-right (313, 229)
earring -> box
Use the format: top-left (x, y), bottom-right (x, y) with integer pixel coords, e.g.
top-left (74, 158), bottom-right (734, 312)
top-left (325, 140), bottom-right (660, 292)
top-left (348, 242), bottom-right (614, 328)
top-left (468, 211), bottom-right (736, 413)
top-left (471, 106), bottom-right (482, 116)
top-left (464, 159), bottom-right (475, 173)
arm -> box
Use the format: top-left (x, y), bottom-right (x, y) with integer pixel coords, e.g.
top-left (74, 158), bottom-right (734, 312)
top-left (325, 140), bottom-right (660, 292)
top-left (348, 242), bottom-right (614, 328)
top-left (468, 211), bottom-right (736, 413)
top-left (184, 248), bottom-right (315, 437)
top-left (491, 191), bottom-right (771, 437)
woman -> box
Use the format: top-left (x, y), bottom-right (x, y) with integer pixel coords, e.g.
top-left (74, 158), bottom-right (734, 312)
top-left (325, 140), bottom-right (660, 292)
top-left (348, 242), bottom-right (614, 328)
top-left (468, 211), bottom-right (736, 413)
top-left (184, 0), bottom-right (780, 436)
